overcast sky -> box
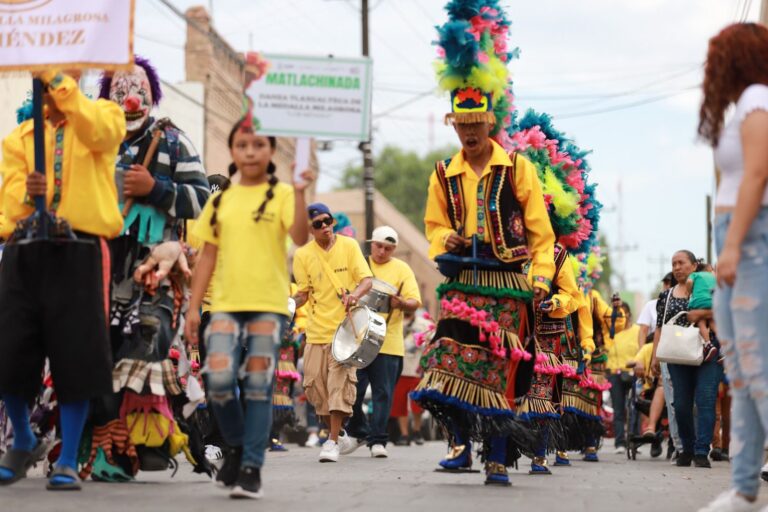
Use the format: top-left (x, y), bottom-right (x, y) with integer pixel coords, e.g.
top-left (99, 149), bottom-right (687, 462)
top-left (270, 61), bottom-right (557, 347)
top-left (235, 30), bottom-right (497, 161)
top-left (134, 0), bottom-right (762, 295)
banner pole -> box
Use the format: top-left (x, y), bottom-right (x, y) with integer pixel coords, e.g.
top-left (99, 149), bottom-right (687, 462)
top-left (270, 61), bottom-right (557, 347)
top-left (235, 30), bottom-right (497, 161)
top-left (32, 78), bottom-right (47, 237)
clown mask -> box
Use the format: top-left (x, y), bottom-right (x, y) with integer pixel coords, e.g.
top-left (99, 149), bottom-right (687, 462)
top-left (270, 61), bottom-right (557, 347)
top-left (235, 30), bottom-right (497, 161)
top-left (110, 65), bottom-right (153, 133)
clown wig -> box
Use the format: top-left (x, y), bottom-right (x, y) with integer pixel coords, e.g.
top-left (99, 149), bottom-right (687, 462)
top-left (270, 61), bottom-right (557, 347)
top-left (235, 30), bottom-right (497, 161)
top-left (98, 55), bottom-right (163, 106)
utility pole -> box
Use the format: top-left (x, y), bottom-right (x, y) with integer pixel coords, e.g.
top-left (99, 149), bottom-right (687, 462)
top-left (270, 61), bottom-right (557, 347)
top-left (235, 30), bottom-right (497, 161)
top-left (360, 0), bottom-right (375, 255)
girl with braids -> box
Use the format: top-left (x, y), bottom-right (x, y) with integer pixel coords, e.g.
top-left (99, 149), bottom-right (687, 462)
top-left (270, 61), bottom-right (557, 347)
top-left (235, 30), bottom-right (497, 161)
top-left (184, 119), bottom-right (314, 499)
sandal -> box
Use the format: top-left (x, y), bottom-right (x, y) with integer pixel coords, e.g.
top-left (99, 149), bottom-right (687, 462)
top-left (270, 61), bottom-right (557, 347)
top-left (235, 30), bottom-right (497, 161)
top-left (0, 442), bottom-right (47, 486)
top-left (46, 464), bottom-right (82, 491)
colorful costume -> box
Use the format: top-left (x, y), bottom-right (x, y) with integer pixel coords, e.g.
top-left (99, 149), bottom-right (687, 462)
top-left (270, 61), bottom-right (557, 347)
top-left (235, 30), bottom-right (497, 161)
top-left (410, 2), bottom-right (557, 486)
top-left (81, 57), bottom-right (210, 481)
top-left (270, 286), bottom-right (307, 449)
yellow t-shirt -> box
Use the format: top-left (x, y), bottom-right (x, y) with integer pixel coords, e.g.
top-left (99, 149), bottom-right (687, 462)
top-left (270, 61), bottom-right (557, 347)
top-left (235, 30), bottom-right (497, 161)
top-left (606, 324), bottom-right (641, 373)
top-left (192, 182), bottom-right (294, 315)
top-left (369, 257), bottom-right (422, 356)
top-left (293, 235), bottom-right (373, 345)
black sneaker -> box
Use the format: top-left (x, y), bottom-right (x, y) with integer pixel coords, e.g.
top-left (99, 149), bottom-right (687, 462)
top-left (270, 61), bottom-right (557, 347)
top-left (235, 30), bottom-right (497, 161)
top-left (394, 438), bottom-right (410, 447)
top-left (215, 446), bottom-right (242, 489)
top-left (676, 452), bottom-right (693, 467)
top-left (709, 448), bottom-right (728, 461)
top-left (230, 467), bottom-right (262, 499)
top-left (650, 441), bottom-right (662, 458)
top-left (694, 455), bottom-right (711, 468)
top-left (412, 435), bottom-right (425, 446)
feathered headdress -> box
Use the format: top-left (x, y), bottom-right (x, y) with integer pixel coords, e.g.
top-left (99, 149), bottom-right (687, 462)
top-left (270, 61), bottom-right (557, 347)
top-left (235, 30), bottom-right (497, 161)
top-left (434, 1), bottom-right (519, 128)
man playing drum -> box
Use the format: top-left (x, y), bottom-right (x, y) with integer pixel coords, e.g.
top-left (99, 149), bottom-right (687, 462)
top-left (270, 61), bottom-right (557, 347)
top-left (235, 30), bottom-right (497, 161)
top-left (346, 226), bottom-right (421, 458)
top-left (292, 203), bottom-right (372, 463)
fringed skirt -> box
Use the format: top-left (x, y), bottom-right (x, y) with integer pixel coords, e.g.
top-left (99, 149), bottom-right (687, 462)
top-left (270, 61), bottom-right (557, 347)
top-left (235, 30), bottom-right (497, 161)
top-left (516, 328), bottom-right (568, 453)
top-left (411, 268), bottom-right (536, 456)
top-left (560, 346), bottom-right (610, 450)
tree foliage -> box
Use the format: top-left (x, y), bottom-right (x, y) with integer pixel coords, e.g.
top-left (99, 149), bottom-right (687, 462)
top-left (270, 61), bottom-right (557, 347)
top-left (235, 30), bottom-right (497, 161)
top-left (339, 145), bottom-right (458, 231)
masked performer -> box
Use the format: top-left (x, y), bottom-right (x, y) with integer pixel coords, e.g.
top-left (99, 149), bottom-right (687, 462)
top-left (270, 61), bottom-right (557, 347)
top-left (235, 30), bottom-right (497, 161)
top-left (0, 70), bottom-right (124, 490)
top-left (411, 2), bottom-right (556, 486)
top-left (81, 56), bottom-right (210, 481)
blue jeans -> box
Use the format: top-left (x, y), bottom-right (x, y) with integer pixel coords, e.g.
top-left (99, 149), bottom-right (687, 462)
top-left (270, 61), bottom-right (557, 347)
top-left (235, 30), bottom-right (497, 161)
top-left (608, 372), bottom-right (634, 447)
top-left (204, 312), bottom-right (285, 468)
top-left (661, 362), bottom-right (682, 450)
top-left (714, 210), bottom-right (768, 497)
top-left (346, 354), bottom-right (403, 447)
top-left (667, 361), bottom-right (720, 456)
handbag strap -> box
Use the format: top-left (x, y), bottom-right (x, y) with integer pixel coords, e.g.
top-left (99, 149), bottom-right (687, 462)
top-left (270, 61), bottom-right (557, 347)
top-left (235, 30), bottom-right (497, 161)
top-left (317, 248), bottom-right (347, 298)
top-left (661, 286), bottom-right (674, 326)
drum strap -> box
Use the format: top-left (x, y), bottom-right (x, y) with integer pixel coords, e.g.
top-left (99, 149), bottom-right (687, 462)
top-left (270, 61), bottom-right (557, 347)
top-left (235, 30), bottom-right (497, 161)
top-left (317, 252), bottom-right (348, 299)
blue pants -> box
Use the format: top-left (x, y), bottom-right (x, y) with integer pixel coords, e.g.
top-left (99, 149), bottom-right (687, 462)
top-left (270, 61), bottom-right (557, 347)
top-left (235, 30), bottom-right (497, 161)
top-left (608, 372), bottom-right (634, 447)
top-left (667, 361), bottom-right (720, 456)
top-left (714, 209), bottom-right (768, 497)
top-left (346, 354), bottom-right (403, 447)
top-left (204, 312), bottom-right (285, 468)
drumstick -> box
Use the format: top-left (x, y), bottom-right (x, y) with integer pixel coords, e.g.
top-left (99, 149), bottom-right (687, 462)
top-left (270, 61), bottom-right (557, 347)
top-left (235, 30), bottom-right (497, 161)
top-left (122, 129), bottom-right (163, 217)
top-left (346, 308), bottom-right (362, 339)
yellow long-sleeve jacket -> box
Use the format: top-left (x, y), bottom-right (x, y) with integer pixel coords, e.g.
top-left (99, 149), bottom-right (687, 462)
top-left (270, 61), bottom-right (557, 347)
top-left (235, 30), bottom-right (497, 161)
top-left (424, 140), bottom-right (555, 293)
top-left (547, 252), bottom-right (584, 319)
top-left (575, 296), bottom-right (596, 361)
top-left (0, 71), bottom-right (125, 239)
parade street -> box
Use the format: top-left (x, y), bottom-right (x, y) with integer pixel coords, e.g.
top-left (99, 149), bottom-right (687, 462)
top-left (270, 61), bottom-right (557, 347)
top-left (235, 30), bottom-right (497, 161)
top-left (3, 442), bottom-right (764, 512)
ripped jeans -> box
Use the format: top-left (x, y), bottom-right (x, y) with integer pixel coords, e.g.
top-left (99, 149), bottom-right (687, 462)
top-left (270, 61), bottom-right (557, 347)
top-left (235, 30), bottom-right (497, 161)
top-left (714, 210), bottom-right (768, 497)
top-left (204, 312), bottom-right (286, 468)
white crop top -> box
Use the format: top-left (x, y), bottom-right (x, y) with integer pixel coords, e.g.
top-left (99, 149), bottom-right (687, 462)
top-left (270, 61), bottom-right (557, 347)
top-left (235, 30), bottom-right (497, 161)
top-left (714, 84), bottom-right (768, 207)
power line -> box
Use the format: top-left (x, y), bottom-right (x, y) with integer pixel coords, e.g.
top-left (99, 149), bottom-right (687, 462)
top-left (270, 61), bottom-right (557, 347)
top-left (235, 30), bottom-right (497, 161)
top-left (137, 33), bottom-right (184, 51)
top-left (373, 89), bottom-right (435, 118)
top-left (554, 85), bottom-right (699, 120)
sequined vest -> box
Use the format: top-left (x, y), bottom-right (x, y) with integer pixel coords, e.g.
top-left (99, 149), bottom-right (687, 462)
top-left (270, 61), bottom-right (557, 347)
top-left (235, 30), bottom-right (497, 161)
top-left (435, 152), bottom-right (528, 263)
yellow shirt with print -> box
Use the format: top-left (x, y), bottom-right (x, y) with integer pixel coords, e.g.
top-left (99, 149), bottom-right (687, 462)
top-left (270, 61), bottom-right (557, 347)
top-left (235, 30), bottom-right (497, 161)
top-left (369, 257), bottom-right (422, 356)
top-left (1, 71), bottom-right (125, 238)
top-left (606, 324), bottom-right (641, 373)
top-left (591, 289), bottom-right (627, 349)
top-left (192, 182), bottom-right (294, 315)
top-left (424, 139), bottom-right (555, 292)
top-left (293, 235), bottom-right (373, 345)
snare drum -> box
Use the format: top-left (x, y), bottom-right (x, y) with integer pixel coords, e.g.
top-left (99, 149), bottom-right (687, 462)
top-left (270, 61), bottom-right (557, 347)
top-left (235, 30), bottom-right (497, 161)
top-left (358, 278), bottom-right (398, 314)
top-left (331, 305), bottom-right (387, 368)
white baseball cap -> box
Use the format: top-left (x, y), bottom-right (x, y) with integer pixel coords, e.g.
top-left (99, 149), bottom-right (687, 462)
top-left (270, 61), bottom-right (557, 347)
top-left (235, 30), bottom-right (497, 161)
top-left (369, 226), bottom-right (399, 246)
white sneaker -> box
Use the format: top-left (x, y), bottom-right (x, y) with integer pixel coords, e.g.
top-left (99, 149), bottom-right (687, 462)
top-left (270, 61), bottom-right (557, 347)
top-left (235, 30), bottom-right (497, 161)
top-left (698, 490), bottom-right (757, 512)
top-left (305, 432), bottom-right (320, 448)
top-left (370, 444), bottom-right (388, 458)
top-left (762, 461), bottom-right (768, 482)
top-left (338, 432), bottom-right (364, 455)
top-left (318, 440), bottom-right (339, 463)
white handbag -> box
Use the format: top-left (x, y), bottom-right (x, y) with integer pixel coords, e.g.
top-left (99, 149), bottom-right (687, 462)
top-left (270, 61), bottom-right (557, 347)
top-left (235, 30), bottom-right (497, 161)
top-left (656, 287), bottom-right (705, 366)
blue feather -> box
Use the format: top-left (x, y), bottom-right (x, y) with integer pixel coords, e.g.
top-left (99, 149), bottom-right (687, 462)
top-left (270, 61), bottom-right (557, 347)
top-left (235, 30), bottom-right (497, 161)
top-left (437, 20), bottom-right (479, 77)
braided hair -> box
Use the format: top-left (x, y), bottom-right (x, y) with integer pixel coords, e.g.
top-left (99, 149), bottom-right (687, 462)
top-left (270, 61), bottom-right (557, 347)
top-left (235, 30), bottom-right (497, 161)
top-left (211, 120), bottom-right (277, 235)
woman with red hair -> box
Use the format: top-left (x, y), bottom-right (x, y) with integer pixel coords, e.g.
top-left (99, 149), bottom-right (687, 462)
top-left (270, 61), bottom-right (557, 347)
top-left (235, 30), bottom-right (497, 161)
top-left (698, 22), bottom-right (768, 512)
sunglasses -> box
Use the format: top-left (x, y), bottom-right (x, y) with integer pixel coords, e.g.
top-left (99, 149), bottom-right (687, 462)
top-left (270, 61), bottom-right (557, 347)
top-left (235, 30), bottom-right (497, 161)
top-left (311, 217), bottom-right (334, 230)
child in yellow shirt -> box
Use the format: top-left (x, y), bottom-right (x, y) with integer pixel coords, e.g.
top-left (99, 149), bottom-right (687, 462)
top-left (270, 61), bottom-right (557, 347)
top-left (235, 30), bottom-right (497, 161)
top-left (184, 119), bottom-right (313, 499)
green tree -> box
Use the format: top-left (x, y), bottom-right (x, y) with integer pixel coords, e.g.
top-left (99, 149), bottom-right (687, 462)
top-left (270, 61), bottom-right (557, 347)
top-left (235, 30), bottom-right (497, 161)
top-left (339, 144), bottom-right (458, 231)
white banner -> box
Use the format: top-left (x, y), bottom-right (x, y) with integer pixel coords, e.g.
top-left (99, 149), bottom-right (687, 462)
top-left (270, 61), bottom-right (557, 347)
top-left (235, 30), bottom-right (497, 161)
top-left (0, 0), bottom-right (134, 71)
top-left (246, 54), bottom-right (373, 141)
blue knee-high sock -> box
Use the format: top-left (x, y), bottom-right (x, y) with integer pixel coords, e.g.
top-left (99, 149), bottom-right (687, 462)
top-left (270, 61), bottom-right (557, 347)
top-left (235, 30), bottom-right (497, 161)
top-left (4, 395), bottom-right (36, 452)
top-left (49, 400), bottom-right (88, 484)
top-left (0, 395), bottom-right (37, 480)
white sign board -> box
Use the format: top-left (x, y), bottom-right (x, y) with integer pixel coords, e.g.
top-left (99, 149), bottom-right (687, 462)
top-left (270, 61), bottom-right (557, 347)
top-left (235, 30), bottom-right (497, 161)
top-left (246, 54), bottom-right (373, 141)
top-left (0, 0), bottom-right (134, 71)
